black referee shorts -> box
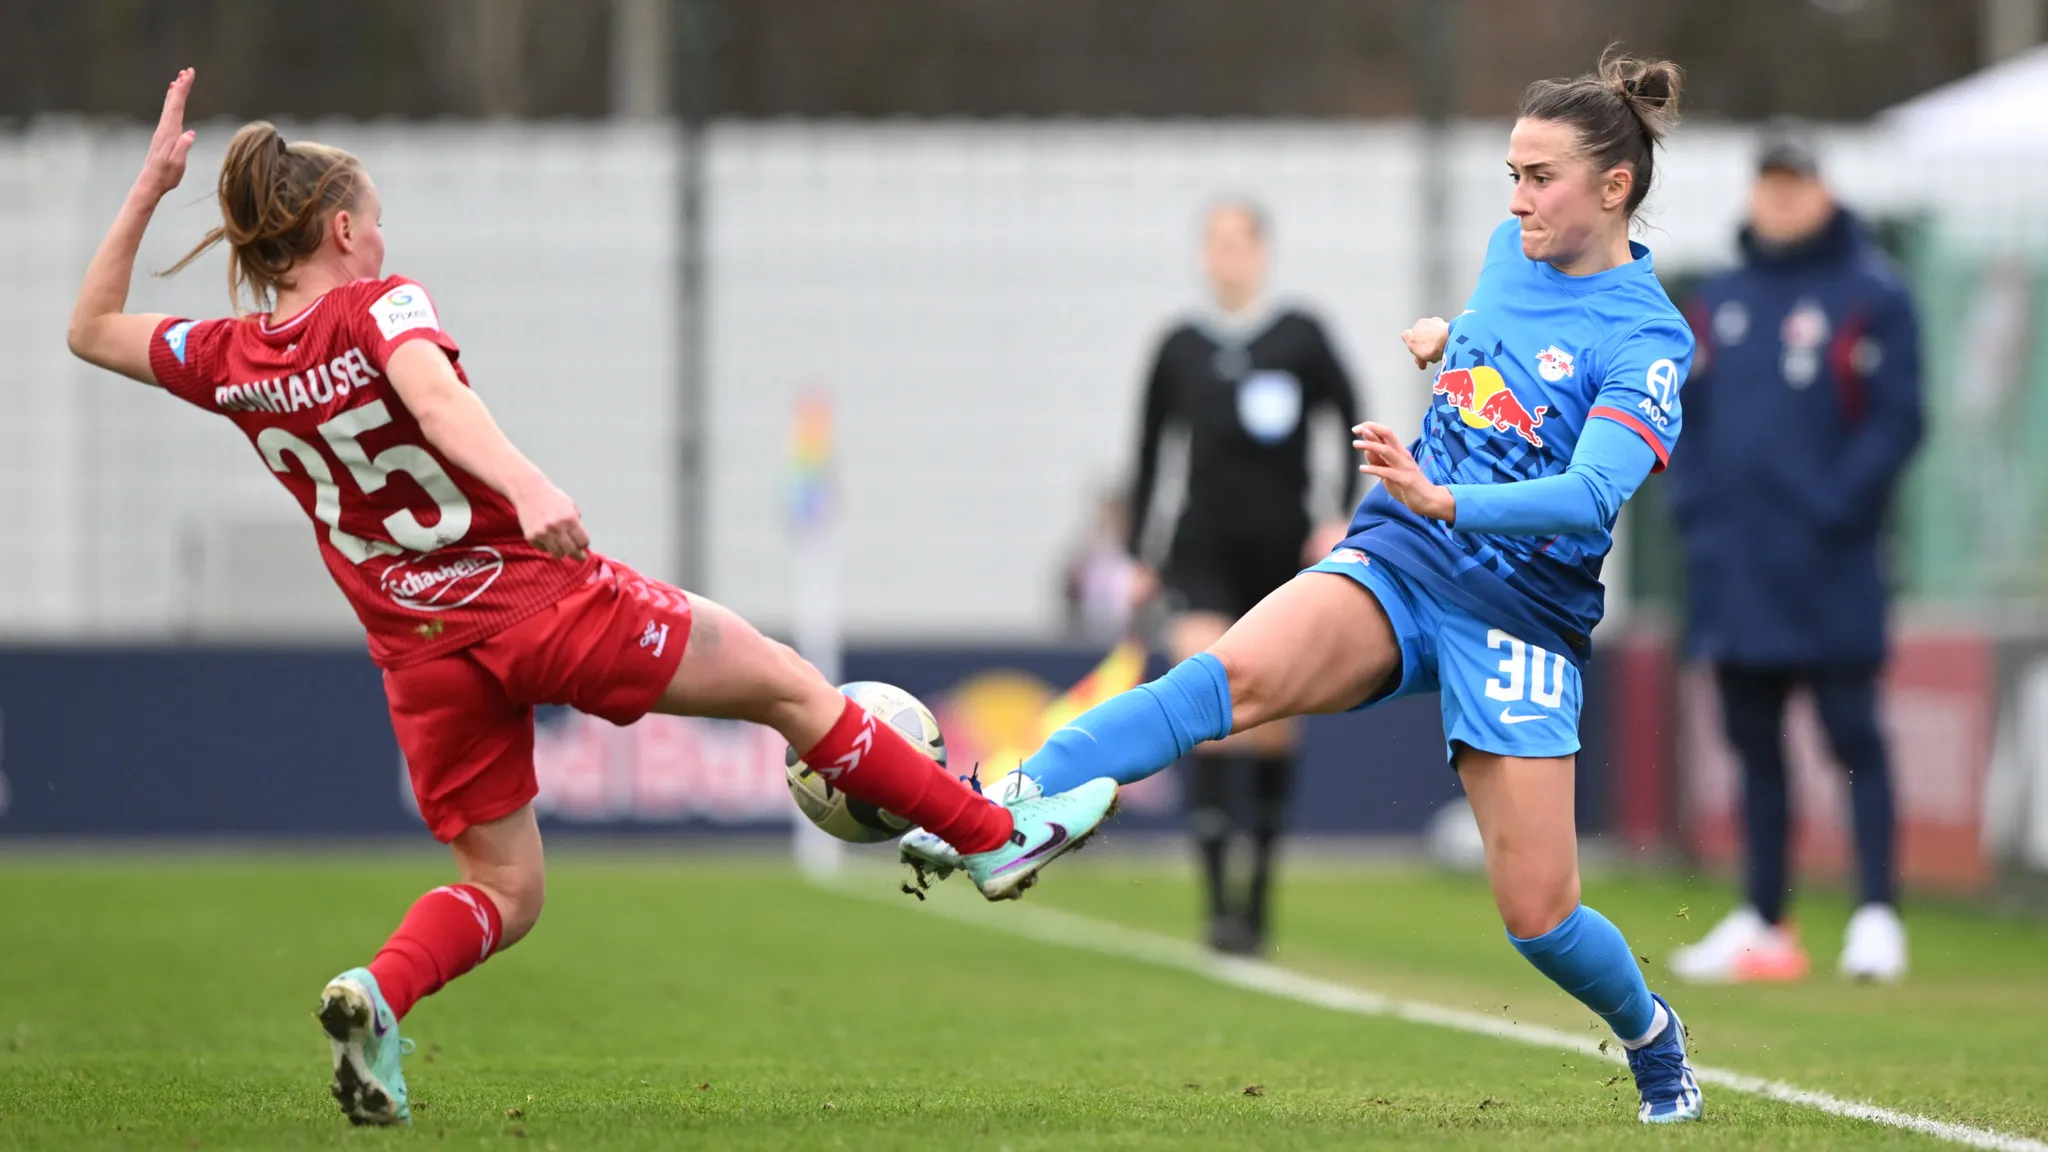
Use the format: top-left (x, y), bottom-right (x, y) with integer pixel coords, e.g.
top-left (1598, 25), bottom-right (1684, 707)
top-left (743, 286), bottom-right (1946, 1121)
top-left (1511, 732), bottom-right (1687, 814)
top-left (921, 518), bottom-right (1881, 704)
top-left (1163, 522), bottom-right (1306, 619)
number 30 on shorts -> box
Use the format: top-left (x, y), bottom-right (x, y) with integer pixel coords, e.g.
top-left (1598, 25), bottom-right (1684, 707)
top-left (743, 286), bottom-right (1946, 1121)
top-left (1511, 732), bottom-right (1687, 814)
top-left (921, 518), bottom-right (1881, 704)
top-left (1483, 628), bottom-right (1568, 708)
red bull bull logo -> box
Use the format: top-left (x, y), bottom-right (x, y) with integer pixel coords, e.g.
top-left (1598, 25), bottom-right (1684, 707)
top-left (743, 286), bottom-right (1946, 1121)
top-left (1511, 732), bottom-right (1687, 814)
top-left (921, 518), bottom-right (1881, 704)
top-left (1534, 345), bottom-right (1575, 381)
top-left (1432, 366), bottom-right (1549, 448)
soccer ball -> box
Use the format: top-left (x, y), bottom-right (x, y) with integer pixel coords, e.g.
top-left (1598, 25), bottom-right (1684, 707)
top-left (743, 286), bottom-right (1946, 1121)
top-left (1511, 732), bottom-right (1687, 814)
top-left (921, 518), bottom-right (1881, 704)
top-left (785, 681), bottom-right (948, 844)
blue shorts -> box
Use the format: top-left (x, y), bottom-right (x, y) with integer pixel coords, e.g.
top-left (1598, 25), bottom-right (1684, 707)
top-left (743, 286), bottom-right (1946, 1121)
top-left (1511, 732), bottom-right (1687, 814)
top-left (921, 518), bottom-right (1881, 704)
top-left (1306, 548), bottom-right (1583, 763)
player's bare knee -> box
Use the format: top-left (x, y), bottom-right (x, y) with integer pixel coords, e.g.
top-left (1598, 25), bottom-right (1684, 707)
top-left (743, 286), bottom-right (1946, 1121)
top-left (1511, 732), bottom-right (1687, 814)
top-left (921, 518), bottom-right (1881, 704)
top-left (1210, 646), bottom-right (1275, 732)
top-left (476, 868), bottom-right (546, 949)
top-left (745, 642), bottom-right (832, 731)
top-left (500, 889), bottom-right (544, 949)
top-left (1498, 882), bottom-right (1581, 940)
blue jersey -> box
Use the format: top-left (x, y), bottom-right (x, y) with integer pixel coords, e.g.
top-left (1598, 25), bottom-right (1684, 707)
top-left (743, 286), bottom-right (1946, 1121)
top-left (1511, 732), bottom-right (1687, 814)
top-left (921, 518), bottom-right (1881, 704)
top-left (1347, 219), bottom-right (1694, 663)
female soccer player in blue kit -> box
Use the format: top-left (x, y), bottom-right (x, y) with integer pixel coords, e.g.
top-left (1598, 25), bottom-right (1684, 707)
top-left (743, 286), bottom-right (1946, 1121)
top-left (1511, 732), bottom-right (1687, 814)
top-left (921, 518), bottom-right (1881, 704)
top-left (907, 53), bottom-right (1705, 1124)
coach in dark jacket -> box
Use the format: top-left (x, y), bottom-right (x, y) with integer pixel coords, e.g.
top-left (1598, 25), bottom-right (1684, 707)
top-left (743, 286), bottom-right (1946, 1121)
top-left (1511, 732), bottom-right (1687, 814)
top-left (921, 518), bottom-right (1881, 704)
top-left (1667, 133), bottom-right (1923, 985)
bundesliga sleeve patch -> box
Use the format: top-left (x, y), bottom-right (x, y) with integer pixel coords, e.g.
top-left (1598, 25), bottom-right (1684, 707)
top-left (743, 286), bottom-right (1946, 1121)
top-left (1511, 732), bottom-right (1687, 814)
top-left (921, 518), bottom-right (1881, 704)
top-left (162, 320), bottom-right (195, 365)
top-left (369, 285), bottom-right (441, 341)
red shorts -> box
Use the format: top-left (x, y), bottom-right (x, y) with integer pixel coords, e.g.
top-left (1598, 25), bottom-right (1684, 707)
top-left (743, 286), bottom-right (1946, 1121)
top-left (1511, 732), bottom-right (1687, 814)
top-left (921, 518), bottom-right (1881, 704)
top-left (383, 558), bottom-right (693, 842)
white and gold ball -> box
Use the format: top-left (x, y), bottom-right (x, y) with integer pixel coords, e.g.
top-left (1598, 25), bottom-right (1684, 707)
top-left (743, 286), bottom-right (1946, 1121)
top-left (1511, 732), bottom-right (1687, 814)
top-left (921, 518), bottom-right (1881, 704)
top-left (785, 681), bottom-right (948, 844)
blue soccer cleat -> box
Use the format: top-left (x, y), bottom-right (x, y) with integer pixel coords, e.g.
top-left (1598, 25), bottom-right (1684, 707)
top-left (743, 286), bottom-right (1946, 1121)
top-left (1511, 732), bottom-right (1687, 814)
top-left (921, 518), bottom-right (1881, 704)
top-left (318, 967), bottom-right (412, 1126)
top-left (960, 776), bottom-right (1118, 901)
top-left (1626, 993), bottom-right (1704, 1124)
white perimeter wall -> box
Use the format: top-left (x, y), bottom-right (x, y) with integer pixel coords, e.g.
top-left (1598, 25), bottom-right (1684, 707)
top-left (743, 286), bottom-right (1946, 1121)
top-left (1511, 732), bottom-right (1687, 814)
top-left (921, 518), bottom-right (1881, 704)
top-left (0, 119), bottom-right (1923, 642)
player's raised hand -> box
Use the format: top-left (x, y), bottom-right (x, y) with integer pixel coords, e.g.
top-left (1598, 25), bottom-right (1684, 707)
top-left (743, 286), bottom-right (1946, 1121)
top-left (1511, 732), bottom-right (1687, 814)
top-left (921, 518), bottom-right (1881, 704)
top-left (139, 68), bottom-right (198, 199)
top-left (1354, 422), bottom-right (1456, 523)
top-left (1401, 317), bottom-right (1451, 370)
top-left (515, 482), bottom-right (591, 561)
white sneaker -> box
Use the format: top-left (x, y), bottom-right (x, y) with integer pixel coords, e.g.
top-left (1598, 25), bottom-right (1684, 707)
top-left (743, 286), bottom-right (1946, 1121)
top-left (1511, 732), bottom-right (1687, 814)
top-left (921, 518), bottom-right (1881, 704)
top-left (1669, 906), bottom-right (1811, 983)
top-left (1839, 903), bottom-right (1907, 982)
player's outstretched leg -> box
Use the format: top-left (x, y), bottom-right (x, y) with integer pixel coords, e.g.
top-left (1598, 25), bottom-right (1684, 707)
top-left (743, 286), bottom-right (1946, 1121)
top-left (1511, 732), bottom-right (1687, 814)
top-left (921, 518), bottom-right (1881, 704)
top-left (900, 654), bottom-right (1231, 883)
top-left (320, 807), bottom-right (540, 1125)
top-left (1461, 752), bottom-right (1702, 1124)
top-left (658, 592), bottom-right (1115, 900)
top-left (903, 573), bottom-right (1397, 887)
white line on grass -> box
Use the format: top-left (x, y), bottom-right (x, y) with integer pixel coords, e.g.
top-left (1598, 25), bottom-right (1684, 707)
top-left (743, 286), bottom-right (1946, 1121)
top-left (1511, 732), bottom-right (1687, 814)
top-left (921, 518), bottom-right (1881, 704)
top-left (837, 880), bottom-right (2047, 1152)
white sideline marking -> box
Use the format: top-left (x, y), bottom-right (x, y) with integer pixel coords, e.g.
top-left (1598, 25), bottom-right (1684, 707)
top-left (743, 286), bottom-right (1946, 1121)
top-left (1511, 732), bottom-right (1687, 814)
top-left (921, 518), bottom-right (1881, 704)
top-left (841, 882), bottom-right (2047, 1151)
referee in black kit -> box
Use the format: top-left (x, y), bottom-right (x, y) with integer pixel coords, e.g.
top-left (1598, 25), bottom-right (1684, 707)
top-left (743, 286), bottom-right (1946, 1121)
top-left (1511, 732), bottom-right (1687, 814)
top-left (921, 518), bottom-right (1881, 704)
top-left (1127, 200), bottom-right (1363, 956)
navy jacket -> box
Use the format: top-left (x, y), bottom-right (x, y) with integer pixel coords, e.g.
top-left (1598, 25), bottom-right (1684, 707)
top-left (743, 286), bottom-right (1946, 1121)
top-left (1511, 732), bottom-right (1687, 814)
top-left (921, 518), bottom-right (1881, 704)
top-left (1669, 209), bottom-right (1924, 665)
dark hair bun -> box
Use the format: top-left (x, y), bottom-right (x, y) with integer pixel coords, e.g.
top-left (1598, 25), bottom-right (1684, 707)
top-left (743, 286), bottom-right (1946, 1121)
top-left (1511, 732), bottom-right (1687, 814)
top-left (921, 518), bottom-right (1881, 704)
top-left (1516, 48), bottom-right (1684, 217)
top-left (1601, 52), bottom-right (1684, 142)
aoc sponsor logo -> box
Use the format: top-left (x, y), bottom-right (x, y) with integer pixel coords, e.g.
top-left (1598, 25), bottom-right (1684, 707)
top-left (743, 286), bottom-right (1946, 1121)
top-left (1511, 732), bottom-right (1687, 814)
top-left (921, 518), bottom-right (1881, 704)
top-left (381, 546), bottom-right (505, 612)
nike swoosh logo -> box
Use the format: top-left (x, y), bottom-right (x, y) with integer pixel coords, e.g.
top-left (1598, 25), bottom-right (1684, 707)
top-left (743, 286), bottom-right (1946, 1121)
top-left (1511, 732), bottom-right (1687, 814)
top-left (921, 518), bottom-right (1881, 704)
top-left (991, 822), bottom-right (1069, 876)
top-left (1498, 708), bottom-right (1547, 724)
top-left (373, 1013), bottom-right (389, 1038)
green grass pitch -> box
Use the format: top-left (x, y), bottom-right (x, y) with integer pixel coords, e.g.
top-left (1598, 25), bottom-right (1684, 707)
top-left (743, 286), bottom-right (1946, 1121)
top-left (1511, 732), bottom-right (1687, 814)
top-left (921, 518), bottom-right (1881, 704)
top-left (1, 850), bottom-right (2043, 1149)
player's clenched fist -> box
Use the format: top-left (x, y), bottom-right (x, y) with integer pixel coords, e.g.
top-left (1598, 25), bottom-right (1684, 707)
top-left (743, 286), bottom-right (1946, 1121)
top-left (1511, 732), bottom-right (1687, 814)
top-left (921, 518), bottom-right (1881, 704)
top-left (1401, 316), bottom-right (1451, 370)
top-left (514, 482), bottom-right (590, 561)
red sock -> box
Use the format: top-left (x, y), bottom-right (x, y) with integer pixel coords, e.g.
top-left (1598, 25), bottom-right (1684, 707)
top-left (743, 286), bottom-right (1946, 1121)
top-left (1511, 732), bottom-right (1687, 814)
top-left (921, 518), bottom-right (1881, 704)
top-left (367, 884), bottom-right (504, 1020)
top-left (804, 696), bottom-right (1014, 853)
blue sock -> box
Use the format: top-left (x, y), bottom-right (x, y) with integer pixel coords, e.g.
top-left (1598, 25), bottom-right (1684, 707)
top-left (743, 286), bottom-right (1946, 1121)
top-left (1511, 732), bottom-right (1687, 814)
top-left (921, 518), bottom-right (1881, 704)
top-left (1508, 904), bottom-right (1659, 1043)
top-left (1023, 653), bottom-right (1234, 795)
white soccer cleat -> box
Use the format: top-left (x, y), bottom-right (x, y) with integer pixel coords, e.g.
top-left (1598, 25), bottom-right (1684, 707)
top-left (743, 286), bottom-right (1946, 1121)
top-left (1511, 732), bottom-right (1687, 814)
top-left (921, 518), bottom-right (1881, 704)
top-left (898, 771), bottom-right (1042, 891)
top-left (1838, 903), bottom-right (1908, 983)
top-left (1669, 905), bottom-right (1810, 983)
top-left (899, 826), bottom-right (964, 887)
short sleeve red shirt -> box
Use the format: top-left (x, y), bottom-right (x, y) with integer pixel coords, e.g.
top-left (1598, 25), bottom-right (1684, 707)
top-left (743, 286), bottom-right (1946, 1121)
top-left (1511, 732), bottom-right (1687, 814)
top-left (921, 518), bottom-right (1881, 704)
top-left (149, 277), bottom-right (595, 668)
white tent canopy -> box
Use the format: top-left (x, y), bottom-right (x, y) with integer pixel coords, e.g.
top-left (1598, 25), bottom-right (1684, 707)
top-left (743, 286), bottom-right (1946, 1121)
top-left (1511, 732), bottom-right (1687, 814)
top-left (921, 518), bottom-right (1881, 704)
top-left (1882, 43), bottom-right (2048, 154)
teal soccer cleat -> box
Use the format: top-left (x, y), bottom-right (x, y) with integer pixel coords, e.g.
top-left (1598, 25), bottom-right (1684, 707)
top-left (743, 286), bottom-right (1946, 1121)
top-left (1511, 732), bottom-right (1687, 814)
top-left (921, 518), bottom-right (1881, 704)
top-left (318, 967), bottom-right (411, 1126)
top-left (899, 770), bottom-right (1042, 888)
top-left (960, 776), bottom-right (1117, 901)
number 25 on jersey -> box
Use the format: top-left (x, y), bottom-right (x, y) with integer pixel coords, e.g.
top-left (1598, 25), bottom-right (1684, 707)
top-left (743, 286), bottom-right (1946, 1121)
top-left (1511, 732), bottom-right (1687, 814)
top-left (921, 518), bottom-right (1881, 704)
top-left (257, 399), bottom-right (473, 563)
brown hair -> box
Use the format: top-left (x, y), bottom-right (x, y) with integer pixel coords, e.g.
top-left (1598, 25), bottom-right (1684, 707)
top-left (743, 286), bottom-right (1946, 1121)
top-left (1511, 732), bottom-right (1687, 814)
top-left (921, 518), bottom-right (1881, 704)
top-left (1516, 50), bottom-right (1684, 217)
top-left (1206, 197), bottom-right (1270, 242)
top-left (164, 121), bottom-right (363, 312)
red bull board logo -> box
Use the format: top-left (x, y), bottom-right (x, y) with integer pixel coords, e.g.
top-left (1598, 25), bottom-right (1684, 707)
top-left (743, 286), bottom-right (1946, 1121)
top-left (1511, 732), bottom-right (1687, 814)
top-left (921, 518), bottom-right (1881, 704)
top-left (1432, 366), bottom-right (1548, 448)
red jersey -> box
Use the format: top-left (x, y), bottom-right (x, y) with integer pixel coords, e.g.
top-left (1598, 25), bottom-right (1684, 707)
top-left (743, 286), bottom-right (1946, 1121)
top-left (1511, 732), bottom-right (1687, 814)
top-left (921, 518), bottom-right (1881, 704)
top-left (149, 276), bottom-right (596, 668)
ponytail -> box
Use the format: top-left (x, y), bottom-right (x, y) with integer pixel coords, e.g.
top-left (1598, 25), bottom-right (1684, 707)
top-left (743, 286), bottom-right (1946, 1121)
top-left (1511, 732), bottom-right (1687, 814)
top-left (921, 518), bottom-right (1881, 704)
top-left (162, 121), bottom-right (362, 311)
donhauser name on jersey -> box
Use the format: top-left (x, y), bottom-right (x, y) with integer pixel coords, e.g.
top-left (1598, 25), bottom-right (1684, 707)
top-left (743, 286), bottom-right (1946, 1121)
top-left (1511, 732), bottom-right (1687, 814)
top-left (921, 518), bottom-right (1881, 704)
top-left (215, 347), bottom-right (382, 414)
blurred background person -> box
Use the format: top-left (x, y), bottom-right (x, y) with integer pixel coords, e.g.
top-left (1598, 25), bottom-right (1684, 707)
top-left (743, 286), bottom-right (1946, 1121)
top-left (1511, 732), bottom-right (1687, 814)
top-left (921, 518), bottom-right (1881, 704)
top-left (1667, 127), bottom-right (1925, 984)
top-left (1125, 200), bottom-right (1362, 955)
top-left (1062, 485), bottom-right (1142, 645)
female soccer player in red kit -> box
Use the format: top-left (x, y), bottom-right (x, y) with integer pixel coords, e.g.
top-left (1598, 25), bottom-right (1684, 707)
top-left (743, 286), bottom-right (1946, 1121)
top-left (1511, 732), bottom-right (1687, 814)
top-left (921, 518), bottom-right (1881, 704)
top-left (67, 70), bottom-right (1116, 1127)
